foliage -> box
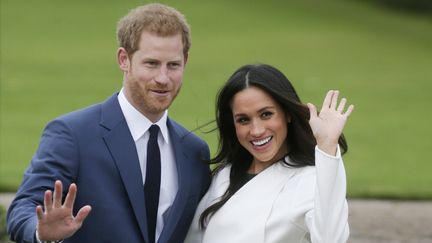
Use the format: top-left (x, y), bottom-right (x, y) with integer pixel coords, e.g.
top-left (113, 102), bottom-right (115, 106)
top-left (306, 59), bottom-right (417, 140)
top-left (0, 205), bottom-right (10, 242)
top-left (367, 0), bottom-right (432, 13)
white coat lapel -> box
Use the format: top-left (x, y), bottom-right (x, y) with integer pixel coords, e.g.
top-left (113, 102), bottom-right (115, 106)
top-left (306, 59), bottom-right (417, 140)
top-left (204, 161), bottom-right (297, 243)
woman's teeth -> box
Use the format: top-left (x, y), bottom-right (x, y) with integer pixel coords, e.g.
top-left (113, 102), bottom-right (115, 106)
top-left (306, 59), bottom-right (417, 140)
top-left (252, 136), bottom-right (272, 146)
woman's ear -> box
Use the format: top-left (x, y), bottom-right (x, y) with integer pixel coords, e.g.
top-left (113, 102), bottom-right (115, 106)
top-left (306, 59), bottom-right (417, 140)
top-left (286, 114), bottom-right (292, 123)
top-left (117, 47), bottom-right (130, 72)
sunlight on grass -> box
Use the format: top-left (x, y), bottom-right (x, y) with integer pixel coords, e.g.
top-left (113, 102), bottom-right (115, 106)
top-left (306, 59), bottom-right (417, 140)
top-left (1, 0), bottom-right (431, 198)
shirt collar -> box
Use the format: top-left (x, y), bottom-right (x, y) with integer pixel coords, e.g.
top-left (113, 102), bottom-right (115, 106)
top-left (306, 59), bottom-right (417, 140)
top-left (118, 89), bottom-right (170, 144)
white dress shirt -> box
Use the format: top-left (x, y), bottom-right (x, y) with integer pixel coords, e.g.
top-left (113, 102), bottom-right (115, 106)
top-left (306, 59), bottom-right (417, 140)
top-left (118, 89), bottom-right (178, 241)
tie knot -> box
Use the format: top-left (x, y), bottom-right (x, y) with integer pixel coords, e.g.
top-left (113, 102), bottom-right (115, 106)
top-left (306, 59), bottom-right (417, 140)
top-left (149, 125), bottom-right (159, 140)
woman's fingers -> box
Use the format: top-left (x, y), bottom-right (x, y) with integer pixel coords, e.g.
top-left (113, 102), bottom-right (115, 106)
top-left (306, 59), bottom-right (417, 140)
top-left (337, 98), bottom-right (347, 113)
top-left (307, 103), bottom-right (318, 120)
top-left (322, 90), bottom-right (354, 116)
top-left (344, 104), bottom-right (355, 117)
top-left (322, 90), bottom-right (334, 108)
top-left (330, 90), bottom-right (339, 109)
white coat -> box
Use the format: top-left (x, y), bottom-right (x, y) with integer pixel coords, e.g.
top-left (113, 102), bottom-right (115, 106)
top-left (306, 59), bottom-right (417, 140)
top-left (185, 146), bottom-right (349, 243)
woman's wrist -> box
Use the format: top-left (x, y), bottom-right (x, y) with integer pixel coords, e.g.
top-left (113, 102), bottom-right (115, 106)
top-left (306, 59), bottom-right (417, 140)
top-left (316, 141), bottom-right (338, 156)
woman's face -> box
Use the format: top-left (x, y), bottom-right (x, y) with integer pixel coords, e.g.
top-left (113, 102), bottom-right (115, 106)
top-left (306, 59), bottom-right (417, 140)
top-left (231, 86), bottom-right (289, 173)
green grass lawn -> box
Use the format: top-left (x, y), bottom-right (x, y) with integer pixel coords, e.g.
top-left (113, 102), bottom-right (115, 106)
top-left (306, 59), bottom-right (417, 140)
top-left (1, 0), bottom-right (432, 198)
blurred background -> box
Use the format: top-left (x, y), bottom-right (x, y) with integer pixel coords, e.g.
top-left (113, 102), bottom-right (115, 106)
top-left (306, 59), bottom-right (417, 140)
top-left (1, 0), bottom-right (432, 242)
top-left (1, 0), bottom-right (432, 205)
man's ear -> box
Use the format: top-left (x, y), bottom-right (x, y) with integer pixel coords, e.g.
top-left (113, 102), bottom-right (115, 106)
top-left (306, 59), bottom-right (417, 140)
top-left (117, 47), bottom-right (130, 72)
top-left (184, 52), bottom-right (189, 66)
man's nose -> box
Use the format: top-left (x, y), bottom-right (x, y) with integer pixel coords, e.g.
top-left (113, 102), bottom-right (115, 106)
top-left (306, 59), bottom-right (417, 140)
top-left (154, 66), bottom-right (169, 84)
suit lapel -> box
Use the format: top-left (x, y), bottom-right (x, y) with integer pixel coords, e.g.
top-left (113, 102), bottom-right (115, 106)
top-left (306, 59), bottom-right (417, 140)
top-left (158, 119), bottom-right (191, 243)
top-left (100, 94), bottom-right (150, 243)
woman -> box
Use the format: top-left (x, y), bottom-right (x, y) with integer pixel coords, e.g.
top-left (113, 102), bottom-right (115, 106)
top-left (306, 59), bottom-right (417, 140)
top-left (185, 64), bottom-right (353, 243)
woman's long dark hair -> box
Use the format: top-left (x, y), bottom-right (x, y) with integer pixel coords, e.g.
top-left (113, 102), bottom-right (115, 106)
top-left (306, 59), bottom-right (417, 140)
top-left (199, 64), bottom-right (348, 228)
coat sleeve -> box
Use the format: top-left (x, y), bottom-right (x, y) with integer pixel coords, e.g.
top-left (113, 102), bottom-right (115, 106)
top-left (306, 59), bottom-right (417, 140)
top-left (305, 146), bottom-right (350, 243)
top-left (6, 119), bottom-right (79, 243)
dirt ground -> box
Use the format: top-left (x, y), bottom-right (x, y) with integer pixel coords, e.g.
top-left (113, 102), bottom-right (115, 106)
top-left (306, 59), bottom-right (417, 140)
top-left (1, 193), bottom-right (431, 242)
top-left (348, 199), bottom-right (432, 243)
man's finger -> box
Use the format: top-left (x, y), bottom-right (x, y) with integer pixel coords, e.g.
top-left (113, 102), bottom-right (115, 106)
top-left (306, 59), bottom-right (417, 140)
top-left (74, 205), bottom-right (92, 225)
top-left (36, 205), bottom-right (44, 221)
top-left (64, 183), bottom-right (77, 209)
top-left (44, 190), bottom-right (52, 213)
top-left (53, 180), bottom-right (63, 208)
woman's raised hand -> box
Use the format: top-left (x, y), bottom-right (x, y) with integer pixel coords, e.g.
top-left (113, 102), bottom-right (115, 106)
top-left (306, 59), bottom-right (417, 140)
top-left (307, 90), bottom-right (354, 155)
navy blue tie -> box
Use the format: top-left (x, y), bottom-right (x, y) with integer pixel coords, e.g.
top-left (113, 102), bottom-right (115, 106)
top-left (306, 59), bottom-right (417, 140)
top-left (145, 125), bottom-right (161, 243)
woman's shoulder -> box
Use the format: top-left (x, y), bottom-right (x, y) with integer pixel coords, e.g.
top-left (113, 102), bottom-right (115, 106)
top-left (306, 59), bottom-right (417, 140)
top-left (279, 162), bottom-right (317, 188)
top-left (212, 163), bottom-right (232, 181)
top-left (281, 157), bottom-right (316, 177)
top-left (202, 164), bottom-right (231, 202)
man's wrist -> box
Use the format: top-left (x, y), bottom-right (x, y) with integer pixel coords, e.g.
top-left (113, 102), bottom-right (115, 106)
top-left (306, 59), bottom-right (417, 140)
top-left (36, 230), bottom-right (64, 243)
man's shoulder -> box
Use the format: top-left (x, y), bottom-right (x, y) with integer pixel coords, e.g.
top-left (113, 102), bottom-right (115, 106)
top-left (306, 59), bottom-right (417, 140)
top-left (168, 119), bottom-right (210, 163)
top-left (55, 94), bottom-right (118, 124)
top-left (168, 119), bottom-right (202, 140)
top-left (56, 102), bottom-right (102, 123)
top-left (42, 94), bottom-right (119, 134)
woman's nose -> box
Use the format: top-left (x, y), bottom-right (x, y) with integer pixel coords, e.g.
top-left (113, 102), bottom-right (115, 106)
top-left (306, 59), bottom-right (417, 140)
top-left (250, 120), bottom-right (265, 137)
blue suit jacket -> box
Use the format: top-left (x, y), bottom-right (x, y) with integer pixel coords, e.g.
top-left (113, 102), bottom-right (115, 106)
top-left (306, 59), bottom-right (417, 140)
top-left (7, 94), bottom-right (211, 243)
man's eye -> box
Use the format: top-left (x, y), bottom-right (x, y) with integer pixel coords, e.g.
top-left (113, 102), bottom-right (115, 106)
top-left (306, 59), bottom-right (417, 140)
top-left (168, 63), bottom-right (181, 69)
top-left (145, 62), bottom-right (158, 67)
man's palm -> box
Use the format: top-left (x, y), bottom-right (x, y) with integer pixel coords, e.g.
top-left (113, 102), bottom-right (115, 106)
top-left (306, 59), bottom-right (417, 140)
top-left (36, 181), bottom-right (91, 241)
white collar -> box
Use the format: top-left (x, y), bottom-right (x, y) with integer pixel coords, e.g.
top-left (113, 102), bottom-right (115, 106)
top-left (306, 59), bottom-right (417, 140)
top-left (118, 89), bottom-right (170, 144)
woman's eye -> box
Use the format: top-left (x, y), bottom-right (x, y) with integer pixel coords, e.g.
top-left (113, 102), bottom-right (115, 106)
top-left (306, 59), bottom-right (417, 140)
top-left (261, 111), bottom-right (273, 119)
top-left (236, 117), bottom-right (249, 124)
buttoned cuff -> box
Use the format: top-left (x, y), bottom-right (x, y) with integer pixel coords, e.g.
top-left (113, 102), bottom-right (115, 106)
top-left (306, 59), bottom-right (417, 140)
top-left (35, 230), bottom-right (64, 243)
top-left (315, 144), bottom-right (342, 159)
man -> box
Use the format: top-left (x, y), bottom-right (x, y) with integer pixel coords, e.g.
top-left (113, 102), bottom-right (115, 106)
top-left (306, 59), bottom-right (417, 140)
top-left (7, 3), bottom-right (211, 243)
